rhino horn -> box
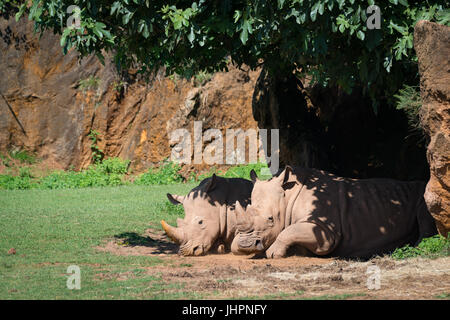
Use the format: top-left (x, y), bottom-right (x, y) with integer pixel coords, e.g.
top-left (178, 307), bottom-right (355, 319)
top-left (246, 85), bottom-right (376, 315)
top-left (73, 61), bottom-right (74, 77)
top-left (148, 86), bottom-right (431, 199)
top-left (161, 220), bottom-right (185, 244)
top-left (176, 218), bottom-right (185, 227)
top-left (235, 201), bottom-right (252, 231)
top-left (235, 201), bottom-right (245, 219)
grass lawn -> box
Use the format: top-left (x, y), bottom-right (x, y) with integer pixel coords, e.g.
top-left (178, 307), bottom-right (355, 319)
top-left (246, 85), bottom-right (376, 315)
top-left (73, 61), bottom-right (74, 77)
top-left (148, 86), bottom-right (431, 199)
top-left (0, 184), bottom-right (198, 299)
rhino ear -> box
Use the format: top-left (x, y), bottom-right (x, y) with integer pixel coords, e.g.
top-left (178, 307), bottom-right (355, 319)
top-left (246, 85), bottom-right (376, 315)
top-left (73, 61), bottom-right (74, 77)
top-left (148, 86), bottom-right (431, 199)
top-left (281, 165), bottom-right (294, 184)
top-left (205, 174), bottom-right (217, 193)
top-left (250, 169), bottom-right (258, 184)
top-left (167, 193), bottom-right (184, 205)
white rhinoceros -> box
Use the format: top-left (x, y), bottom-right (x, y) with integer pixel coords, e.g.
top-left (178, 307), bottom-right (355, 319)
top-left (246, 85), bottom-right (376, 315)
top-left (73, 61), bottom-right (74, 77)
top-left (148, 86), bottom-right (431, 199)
top-left (161, 174), bottom-right (253, 256)
top-left (235, 166), bottom-right (437, 259)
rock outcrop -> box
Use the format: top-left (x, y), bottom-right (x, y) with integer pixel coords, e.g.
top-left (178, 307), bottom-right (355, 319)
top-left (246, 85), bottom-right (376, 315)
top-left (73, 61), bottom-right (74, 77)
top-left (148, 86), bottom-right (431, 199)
top-left (415, 20), bottom-right (450, 236)
top-left (0, 16), bottom-right (258, 173)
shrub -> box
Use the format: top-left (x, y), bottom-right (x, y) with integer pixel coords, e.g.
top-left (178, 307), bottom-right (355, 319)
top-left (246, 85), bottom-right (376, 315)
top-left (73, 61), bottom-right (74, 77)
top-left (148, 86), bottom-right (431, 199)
top-left (88, 130), bottom-right (104, 164)
top-left (391, 235), bottom-right (450, 259)
top-left (0, 174), bottom-right (33, 190)
top-left (8, 149), bottom-right (36, 164)
top-left (223, 162), bottom-right (269, 180)
top-left (18, 167), bottom-right (33, 178)
top-left (394, 85), bottom-right (423, 135)
top-left (96, 157), bottom-right (130, 175)
top-left (38, 160), bottom-right (129, 189)
top-left (194, 167), bottom-right (219, 182)
top-left (0, 157), bottom-right (130, 190)
top-left (193, 163), bottom-right (269, 181)
top-left (135, 161), bottom-right (184, 185)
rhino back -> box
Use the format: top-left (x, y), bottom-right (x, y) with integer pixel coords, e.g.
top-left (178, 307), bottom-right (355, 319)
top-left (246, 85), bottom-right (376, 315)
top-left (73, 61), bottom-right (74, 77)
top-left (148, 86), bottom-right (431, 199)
top-left (290, 168), bottom-right (426, 258)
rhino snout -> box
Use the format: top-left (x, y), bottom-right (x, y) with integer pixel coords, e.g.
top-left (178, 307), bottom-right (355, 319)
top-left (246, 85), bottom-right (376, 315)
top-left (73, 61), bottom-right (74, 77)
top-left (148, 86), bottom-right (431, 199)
top-left (178, 241), bottom-right (206, 256)
top-left (238, 235), bottom-right (264, 252)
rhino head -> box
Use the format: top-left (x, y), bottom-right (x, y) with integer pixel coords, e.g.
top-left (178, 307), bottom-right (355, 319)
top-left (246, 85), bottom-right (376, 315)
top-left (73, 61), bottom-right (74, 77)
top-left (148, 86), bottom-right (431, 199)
top-left (235, 167), bottom-right (297, 253)
top-left (161, 174), bottom-right (252, 256)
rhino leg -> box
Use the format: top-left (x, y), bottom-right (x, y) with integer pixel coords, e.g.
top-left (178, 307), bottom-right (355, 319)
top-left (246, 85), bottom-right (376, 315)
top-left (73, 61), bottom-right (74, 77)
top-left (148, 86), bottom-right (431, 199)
top-left (266, 222), bottom-right (336, 259)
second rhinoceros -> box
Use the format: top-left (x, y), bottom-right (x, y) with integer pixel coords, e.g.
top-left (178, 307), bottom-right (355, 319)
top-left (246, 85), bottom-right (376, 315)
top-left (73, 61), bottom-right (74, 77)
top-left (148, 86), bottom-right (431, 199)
top-left (161, 174), bottom-right (253, 256)
top-left (235, 166), bottom-right (437, 259)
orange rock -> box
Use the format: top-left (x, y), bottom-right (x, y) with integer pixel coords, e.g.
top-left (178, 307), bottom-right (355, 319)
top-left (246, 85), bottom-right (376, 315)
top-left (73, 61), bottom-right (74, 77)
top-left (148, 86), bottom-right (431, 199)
top-left (0, 17), bottom-right (259, 175)
top-left (415, 21), bottom-right (450, 236)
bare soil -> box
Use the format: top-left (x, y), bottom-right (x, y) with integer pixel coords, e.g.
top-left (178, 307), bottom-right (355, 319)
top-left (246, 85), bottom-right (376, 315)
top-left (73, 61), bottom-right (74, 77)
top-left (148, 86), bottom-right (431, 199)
top-left (96, 229), bottom-right (450, 300)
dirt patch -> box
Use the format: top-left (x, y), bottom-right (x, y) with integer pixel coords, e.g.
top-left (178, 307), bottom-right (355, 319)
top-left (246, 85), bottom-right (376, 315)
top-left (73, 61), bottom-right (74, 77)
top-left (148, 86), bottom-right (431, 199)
top-left (96, 229), bottom-right (450, 300)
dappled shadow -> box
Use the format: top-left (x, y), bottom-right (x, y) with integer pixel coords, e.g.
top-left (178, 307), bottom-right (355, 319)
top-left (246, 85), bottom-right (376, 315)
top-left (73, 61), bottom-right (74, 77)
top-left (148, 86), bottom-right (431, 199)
top-left (114, 231), bottom-right (178, 255)
top-left (290, 167), bottom-right (437, 259)
top-left (238, 166), bottom-right (437, 260)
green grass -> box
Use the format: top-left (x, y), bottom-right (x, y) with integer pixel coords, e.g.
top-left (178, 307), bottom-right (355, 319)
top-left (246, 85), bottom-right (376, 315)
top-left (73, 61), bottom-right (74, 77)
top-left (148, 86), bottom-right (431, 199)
top-left (299, 293), bottom-right (367, 300)
top-left (235, 290), bottom-right (304, 300)
top-left (0, 184), bottom-right (198, 299)
top-left (391, 235), bottom-right (450, 260)
top-left (435, 292), bottom-right (450, 299)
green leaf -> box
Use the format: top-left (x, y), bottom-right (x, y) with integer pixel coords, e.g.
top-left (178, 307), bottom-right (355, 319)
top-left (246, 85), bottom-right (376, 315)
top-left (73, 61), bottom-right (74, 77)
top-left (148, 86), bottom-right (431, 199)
top-left (111, 2), bottom-right (121, 15)
top-left (187, 27), bottom-right (195, 43)
top-left (310, 2), bottom-right (319, 22)
top-left (122, 11), bottom-right (134, 25)
top-left (318, 2), bottom-right (325, 15)
top-left (357, 30), bottom-right (365, 40)
top-left (390, 21), bottom-right (407, 34)
top-left (233, 10), bottom-right (242, 23)
top-left (173, 18), bottom-right (183, 30)
top-left (327, 1), bottom-right (334, 11)
top-left (96, 52), bottom-right (105, 65)
top-left (60, 28), bottom-right (71, 47)
top-left (243, 20), bottom-right (253, 34)
top-left (240, 27), bottom-right (248, 44)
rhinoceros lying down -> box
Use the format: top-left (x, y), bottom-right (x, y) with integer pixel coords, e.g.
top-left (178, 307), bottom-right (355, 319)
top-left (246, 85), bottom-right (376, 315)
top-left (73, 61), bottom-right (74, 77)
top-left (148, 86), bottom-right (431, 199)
top-left (235, 166), bottom-right (437, 259)
top-left (161, 174), bottom-right (253, 256)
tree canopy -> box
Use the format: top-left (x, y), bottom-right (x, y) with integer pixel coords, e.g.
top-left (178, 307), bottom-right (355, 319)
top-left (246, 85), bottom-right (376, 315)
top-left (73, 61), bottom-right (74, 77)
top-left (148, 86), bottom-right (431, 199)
top-left (3, 0), bottom-right (450, 107)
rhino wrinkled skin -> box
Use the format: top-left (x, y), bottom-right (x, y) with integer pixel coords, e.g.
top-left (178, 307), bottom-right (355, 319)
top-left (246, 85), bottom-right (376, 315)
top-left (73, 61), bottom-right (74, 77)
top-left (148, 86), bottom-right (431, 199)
top-left (161, 174), bottom-right (253, 256)
top-left (235, 166), bottom-right (437, 259)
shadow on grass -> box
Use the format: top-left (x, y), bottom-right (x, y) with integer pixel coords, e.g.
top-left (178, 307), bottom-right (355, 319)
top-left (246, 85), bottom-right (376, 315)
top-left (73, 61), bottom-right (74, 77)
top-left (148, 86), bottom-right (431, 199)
top-left (114, 232), bottom-right (178, 255)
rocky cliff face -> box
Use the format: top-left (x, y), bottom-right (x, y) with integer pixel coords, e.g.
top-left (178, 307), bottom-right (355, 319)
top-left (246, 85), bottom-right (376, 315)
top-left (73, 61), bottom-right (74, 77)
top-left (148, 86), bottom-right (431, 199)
top-left (415, 21), bottom-right (450, 237)
top-left (0, 17), bottom-right (259, 173)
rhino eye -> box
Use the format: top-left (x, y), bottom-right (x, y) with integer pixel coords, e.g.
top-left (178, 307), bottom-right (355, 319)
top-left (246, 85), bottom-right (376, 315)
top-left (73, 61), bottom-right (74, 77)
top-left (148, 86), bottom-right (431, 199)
top-left (267, 216), bottom-right (274, 223)
top-left (198, 220), bottom-right (203, 225)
